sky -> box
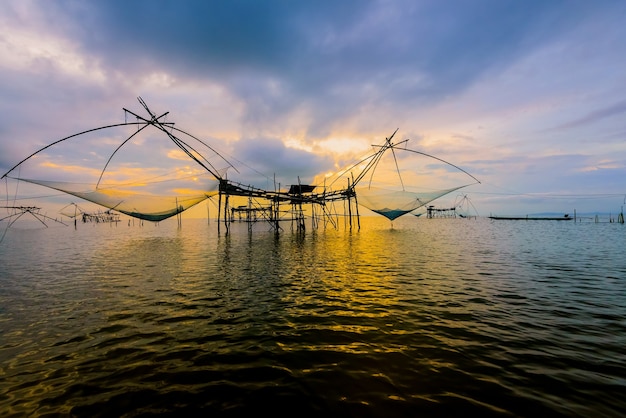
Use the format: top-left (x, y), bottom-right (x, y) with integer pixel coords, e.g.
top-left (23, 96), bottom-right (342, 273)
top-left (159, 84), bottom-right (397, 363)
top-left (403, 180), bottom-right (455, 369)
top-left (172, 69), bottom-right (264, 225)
top-left (1, 0), bottom-right (626, 218)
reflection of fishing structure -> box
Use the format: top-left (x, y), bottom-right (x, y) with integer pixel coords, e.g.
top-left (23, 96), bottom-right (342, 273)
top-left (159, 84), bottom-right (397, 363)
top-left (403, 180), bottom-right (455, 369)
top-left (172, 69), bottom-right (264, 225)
top-left (1, 98), bottom-right (480, 235)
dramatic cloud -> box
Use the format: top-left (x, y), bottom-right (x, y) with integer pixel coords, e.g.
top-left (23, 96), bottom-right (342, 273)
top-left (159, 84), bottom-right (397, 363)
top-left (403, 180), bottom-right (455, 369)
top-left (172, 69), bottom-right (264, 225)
top-left (1, 0), bottom-right (625, 215)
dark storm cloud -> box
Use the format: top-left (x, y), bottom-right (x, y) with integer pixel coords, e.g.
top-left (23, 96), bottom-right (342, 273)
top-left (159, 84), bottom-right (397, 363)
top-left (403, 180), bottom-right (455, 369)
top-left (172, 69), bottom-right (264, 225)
top-left (41, 0), bottom-right (596, 132)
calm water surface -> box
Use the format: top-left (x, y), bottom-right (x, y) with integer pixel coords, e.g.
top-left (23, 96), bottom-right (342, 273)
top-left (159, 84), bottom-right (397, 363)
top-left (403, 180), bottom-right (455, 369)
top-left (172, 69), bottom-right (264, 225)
top-left (1, 216), bottom-right (625, 417)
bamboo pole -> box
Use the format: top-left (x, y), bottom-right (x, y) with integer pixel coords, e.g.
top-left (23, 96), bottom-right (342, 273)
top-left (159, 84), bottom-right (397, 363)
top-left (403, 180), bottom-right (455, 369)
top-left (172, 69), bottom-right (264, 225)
top-left (347, 179), bottom-right (352, 230)
top-left (217, 189), bottom-right (222, 234)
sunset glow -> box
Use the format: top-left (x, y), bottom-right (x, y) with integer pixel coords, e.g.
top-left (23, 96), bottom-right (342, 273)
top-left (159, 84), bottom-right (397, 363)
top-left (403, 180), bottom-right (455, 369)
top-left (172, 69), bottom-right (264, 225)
top-left (1, 1), bottom-right (625, 217)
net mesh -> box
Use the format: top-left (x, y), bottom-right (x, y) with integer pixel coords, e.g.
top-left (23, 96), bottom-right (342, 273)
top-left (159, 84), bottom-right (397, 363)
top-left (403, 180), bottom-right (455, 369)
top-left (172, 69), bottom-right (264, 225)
top-left (1, 103), bottom-right (230, 222)
top-left (2, 101), bottom-right (479, 225)
top-left (356, 185), bottom-right (467, 221)
top-left (18, 178), bottom-right (218, 222)
top-left (322, 133), bottom-right (480, 221)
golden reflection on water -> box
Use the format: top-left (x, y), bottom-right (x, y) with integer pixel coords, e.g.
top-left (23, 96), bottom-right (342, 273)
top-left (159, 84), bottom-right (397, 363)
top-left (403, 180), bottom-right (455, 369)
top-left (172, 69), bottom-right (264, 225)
top-left (2, 217), bottom-right (625, 417)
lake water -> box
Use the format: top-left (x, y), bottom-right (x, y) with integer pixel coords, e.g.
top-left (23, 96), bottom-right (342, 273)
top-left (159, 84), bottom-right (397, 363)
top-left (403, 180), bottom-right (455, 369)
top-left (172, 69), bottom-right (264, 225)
top-left (1, 216), bottom-right (625, 417)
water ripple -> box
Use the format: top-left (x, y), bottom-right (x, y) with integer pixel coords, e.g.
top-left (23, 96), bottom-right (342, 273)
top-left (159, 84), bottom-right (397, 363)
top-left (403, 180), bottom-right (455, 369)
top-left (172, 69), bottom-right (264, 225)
top-left (1, 218), bottom-right (625, 417)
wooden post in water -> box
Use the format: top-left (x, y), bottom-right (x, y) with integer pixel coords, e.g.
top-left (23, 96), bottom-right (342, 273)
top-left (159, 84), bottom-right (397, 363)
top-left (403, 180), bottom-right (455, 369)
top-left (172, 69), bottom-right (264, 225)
top-left (217, 189), bottom-right (222, 234)
top-left (274, 197), bottom-right (280, 233)
top-left (277, 183), bottom-right (281, 232)
top-left (352, 173), bottom-right (360, 230)
top-left (224, 193), bottom-right (230, 234)
top-left (347, 178), bottom-right (353, 230)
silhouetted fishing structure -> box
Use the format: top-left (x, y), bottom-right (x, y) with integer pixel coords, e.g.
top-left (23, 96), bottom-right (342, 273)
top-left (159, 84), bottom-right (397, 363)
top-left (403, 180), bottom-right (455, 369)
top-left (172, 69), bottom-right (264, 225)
top-left (2, 98), bottom-right (481, 235)
top-left (60, 203), bottom-right (120, 227)
top-left (0, 206), bottom-right (67, 243)
top-left (422, 194), bottom-right (479, 218)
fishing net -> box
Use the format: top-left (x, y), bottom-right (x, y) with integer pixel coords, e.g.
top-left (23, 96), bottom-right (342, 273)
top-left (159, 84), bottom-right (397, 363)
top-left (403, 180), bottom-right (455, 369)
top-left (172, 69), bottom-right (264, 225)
top-left (2, 100), bottom-right (479, 226)
top-left (17, 178), bottom-right (218, 222)
top-left (323, 131), bottom-right (480, 221)
top-left (356, 185), bottom-right (468, 221)
top-left (1, 99), bottom-right (231, 222)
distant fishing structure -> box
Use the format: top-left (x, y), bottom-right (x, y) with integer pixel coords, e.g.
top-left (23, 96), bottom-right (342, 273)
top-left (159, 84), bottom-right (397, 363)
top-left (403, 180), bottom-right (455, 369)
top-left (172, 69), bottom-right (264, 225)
top-left (1, 98), bottom-right (481, 235)
top-left (0, 206), bottom-right (66, 243)
top-left (418, 194), bottom-right (479, 219)
top-left (60, 203), bottom-right (121, 227)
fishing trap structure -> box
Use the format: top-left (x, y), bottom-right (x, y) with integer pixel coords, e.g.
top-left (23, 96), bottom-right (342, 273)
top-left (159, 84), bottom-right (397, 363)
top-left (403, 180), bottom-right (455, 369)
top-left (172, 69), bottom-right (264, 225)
top-left (1, 98), bottom-right (480, 235)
